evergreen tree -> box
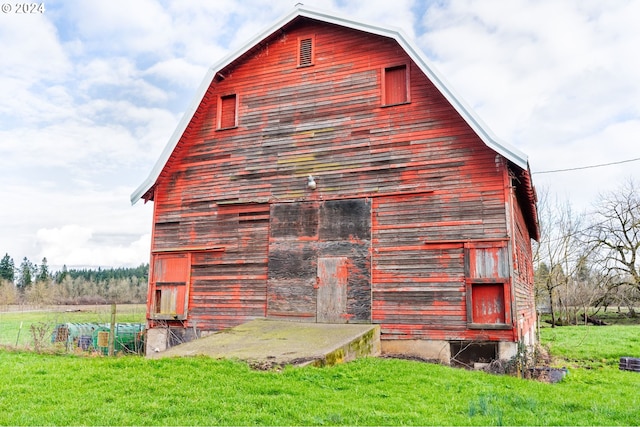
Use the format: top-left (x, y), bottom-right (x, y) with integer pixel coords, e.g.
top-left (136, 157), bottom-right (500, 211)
top-left (55, 264), bottom-right (68, 284)
top-left (17, 257), bottom-right (34, 291)
top-left (37, 257), bottom-right (50, 282)
top-left (0, 253), bottom-right (15, 282)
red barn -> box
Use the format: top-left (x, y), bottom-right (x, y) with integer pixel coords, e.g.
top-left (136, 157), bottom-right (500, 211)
top-left (132, 6), bottom-right (539, 364)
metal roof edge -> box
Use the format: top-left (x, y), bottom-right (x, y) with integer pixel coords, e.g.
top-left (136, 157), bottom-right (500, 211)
top-left (130, 67), bottom-right (215, 204)
top-left (131, 5), bottom-right (529, 204)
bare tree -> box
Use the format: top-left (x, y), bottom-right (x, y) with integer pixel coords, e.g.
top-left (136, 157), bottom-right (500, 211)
top-left (533, 189), bottom-right (588, 326)
top-left (588, 178), bottom-right (640, 316)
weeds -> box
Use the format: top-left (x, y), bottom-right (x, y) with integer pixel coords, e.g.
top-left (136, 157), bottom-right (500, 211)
top-left (29, 322), bottom-right (52, 353)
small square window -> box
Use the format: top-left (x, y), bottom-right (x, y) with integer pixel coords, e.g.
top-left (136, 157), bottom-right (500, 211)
top-left (298, 36), bottom-right (314, 67)
top-left (218, 94), bottom-right (237, 129)
top-left (383, 64), bottom-right (409, 106)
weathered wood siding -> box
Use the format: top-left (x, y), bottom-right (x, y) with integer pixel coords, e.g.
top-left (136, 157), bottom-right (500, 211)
top-left (511, 188), bottom-right (537, 340)
top-left (147, 17), bottom-right (535, 343)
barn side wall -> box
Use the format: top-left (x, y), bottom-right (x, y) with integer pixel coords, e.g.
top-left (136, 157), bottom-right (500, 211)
top-left (511, 187), bottom-right (538, 349)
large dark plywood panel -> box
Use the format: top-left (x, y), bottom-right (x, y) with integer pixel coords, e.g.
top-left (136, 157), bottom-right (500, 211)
top-left (267, 200), bottom-right (371, 323)
top-left (319, 199), bottom-right (371, 240)
top-left (267, 243), bottom-right (318, 280)
top-left (270, 202), bottom-right (318, 239)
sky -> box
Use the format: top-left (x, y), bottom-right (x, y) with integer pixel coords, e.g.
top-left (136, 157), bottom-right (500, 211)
top-left (1, 0), bottom-right (638, 270)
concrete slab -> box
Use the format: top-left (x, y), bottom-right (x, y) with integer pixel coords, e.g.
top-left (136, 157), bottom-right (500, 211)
top-left (148, 319), bottom-right (380, 368)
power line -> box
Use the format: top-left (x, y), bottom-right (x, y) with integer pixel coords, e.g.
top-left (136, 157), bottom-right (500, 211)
top-left (532, 156), bottom-right (640, 175)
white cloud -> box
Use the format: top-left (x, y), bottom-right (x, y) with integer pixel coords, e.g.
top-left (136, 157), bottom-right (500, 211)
top-left (144, 58), bottom-right (208, 89)
top-left (2, 182), bottom-right (154, 269)
top-left (36, 225), bottom-right (151, 269)
top-left (0, 13), bottom-right (70, 81)
top-left (63, 0), bottom-right (173, 55)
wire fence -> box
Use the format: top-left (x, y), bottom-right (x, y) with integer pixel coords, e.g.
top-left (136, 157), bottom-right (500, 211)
top-left (0, 304), bottom-right (147, 354)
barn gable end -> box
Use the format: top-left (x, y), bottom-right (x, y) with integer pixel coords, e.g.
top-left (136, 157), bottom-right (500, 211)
top-left (134, 7), bottom-right (539, 364)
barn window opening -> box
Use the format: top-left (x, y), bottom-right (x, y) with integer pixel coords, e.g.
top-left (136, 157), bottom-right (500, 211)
top-left (218, 94), bottom-right (237, 129)
top-left (450, 341), bottom-right (498, 367)
top-left (383, 64), bottom-right (409, 106)
top-left (298, 36), bottom-right (314, 67)
top-left (471, 283), bottom-right (506, 324)
top-left (151, 253), bottom-right (190, 320)
top-left (464, 243), bottom-right (510, 328)
top-left (154, 290), bottom-right (162, 314)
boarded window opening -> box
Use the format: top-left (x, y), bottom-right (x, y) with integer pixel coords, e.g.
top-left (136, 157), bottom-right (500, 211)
top-left (383, 65), bottom-right (409, 105)
top-left (151, 253), bottom-right (190, 320)
top-left (471, 283), bottom-right (505, 324)
top-left (218, 94), bottom-right (237, 129)
top-left (465, 243), bottom-right (510, 327)
top-left (298, 36), bottom-right (314, 67)
top-left (154, 289), bottom-right (162, 314)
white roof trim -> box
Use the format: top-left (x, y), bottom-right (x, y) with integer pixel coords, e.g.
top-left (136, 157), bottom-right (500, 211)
top-left (131, 5), bottom-right (529, 204)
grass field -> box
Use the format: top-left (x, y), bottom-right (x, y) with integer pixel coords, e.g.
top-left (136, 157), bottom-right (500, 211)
top-left (0, 319), bottom-right (638, 425)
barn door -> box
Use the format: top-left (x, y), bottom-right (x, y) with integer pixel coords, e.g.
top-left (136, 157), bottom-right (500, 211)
top-left (267, 199), bottom-right (371, 322)
top-left (316, 257), bottom-right (348, 323)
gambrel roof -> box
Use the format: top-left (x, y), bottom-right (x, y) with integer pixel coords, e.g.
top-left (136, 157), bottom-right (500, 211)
top-left (131, 5), bottom-right (533, 205)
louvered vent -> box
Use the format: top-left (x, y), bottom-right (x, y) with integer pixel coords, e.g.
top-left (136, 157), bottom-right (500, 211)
top-left (299, 37), bottom-right (313, 67)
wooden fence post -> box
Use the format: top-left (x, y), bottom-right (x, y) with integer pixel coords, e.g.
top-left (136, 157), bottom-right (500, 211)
top-left (108, 303), bottom-right (116, 356)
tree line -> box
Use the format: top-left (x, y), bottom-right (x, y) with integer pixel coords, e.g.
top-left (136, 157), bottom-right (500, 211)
top-left (534, 178), bottom-right (640, 325)
top-left (0, 255), bottom-right (148, 305)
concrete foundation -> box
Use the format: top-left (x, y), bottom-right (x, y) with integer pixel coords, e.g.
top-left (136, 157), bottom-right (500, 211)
top-left (381, 339), bottom-right (451, 363)
top-left (382, 339), bottom-right (524, 365)
top-left (498, 341), bottom-right (518, 359)
top-left (146, 327), bottom-right (168, 354)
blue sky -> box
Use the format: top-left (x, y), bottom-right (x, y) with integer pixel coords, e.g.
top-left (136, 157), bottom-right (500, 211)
top-left (1, 0), bottom-right (638, 269)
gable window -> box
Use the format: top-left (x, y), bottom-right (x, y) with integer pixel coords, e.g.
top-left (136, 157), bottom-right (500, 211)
top-left (383, 64), bottom-right (409, 106)
top-left (298, 36), bottom-right (314, 67)
top-left (151, 253), bottom-right (190, 320)
top-left (464, 242), bottom-right (512, 329)
top-left (218, 94), bottom-right (237, 129)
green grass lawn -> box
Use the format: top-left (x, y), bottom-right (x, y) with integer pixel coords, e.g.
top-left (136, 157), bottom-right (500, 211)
top-left (541, 324), bottom-right (640, 368)
top-left (0, 324), bottom-right (639, 425)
